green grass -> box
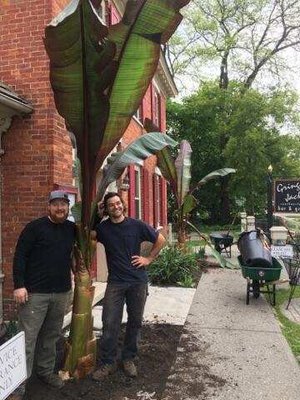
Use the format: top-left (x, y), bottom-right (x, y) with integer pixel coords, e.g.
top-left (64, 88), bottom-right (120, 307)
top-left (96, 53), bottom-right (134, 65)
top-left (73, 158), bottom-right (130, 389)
top-left (273, 286), bottom-right (300, 360)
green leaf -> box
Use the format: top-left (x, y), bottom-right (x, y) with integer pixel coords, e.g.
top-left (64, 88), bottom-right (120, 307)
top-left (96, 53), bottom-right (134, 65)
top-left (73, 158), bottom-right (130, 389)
top-left (144, 117), bottom-right (179, 202)
top-left (181, 193), bottom-right (198, 215)
top-left (156, 147), bottom-right (178, 202)
top-left (96, 0), bottom-right (189, 170)
top-left (96, 131), bottom-right (177, 202)
top-left (90, 132), bottom-right (177, 226)
top-left (44, 0), bottom-right (116, 224)
top-left (191, 168), bottom-right (236, 193)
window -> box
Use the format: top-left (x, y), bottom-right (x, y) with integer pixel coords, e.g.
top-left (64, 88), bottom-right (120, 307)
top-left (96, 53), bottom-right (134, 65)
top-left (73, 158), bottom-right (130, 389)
top-left (134, 104), bottom-right (143, 124)
top-left (135, 166), bottom-right (142, 219)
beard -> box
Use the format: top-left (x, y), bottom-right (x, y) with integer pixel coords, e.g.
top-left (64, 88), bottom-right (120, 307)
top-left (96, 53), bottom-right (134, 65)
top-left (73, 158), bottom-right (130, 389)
top-left (48, 210), bottom-right (68, 223)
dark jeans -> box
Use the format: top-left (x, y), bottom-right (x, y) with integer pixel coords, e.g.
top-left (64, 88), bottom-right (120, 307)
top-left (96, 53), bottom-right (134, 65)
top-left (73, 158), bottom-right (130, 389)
top-left (100, 282), bottom-right (148, 365)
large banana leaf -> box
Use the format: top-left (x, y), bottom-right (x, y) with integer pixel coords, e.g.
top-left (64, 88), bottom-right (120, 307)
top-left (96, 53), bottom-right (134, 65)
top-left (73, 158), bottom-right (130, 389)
top-left (96, 131), bottom-right (177, 203)
top-left (190, 168), bottom-right (236, 194)
top-left (95, 0), bottom-right (190, 170)
top-left (175, 140), bottom-right (192, 207)
top-left (156, 146), bottom-right (179, 203)
top-left (144, 117), bottom-right (179, 202)
top-left (44, 0), bottom-right (116, 224)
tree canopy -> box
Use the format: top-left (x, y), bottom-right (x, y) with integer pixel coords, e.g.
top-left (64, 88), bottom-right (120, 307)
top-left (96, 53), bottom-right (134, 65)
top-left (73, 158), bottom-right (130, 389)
top-left (166, 0), bottom-right (300, 91)
top-left (167, 81), bottom-right (300, 222)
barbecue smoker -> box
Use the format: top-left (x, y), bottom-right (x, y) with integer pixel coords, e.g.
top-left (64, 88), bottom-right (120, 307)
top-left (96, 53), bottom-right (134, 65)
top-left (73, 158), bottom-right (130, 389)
top-left (209, 232), bottom-right (234, 258)
top-left (238, 230), bottom-right (282, 305)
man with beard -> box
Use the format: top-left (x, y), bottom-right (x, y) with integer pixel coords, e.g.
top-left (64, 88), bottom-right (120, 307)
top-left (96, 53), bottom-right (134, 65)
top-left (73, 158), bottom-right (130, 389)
top-left (9, 190), bottom-right (75, 400)
top-left (92, 192), bottom-right (166, 381)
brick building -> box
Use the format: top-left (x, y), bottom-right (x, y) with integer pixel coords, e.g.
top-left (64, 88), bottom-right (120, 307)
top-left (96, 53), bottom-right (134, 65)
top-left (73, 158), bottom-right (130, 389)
top-left (0, 0), bottom-right (177, 321)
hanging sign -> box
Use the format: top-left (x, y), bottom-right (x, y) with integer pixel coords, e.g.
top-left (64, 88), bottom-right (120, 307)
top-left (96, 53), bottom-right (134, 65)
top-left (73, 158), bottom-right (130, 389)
top-left (274, 179), bottom-right (300, 213)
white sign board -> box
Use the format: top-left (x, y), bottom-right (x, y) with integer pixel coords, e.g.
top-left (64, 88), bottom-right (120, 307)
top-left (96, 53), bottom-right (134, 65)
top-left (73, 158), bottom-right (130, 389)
top-left (0, 331), bottom-right (27, 400)
top-left (271, 245), bottom-right (294, 259)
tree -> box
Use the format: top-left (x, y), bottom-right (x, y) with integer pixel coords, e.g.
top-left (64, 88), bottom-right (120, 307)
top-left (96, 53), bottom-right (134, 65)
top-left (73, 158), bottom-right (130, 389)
top-left (166, 0), bottom-right (300, 220)
top-left (166, 0), bottom-right (300, 91)
top-left (167, 81), bottom-right (300, 220)
top-left (44, 0), bottom-right (187, 378)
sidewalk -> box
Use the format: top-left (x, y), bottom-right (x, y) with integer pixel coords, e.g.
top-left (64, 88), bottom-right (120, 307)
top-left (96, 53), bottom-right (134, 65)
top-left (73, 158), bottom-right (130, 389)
top-left (161, 258), bottom-right (300, 400)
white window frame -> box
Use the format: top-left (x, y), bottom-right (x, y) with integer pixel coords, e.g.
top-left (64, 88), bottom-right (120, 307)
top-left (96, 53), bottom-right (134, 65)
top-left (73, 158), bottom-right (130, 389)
top-left (134, 165), bottom-right (142, 219)
top-left (153, 172), bottom-right (162, 228)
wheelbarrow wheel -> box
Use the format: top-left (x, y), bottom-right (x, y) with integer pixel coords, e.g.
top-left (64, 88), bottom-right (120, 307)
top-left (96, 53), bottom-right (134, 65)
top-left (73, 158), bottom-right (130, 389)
top-left (252, 281), bottom-right (260, 298)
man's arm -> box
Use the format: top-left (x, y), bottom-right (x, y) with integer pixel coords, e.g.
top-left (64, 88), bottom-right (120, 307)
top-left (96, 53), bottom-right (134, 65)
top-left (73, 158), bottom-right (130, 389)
top-left (132, 233), bottom-right (166, 268)
top-left (13, 223), bottom-right (35, 304)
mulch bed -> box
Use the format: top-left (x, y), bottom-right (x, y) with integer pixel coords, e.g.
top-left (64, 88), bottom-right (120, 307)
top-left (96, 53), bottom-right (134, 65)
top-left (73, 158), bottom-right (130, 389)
top-left (25, 323), bottom-right (183, 400)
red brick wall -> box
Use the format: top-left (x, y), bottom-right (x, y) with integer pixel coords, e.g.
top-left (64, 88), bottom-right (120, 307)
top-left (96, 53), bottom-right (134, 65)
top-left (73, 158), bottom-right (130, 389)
top-left (0, 0), bottom-right (73, 317)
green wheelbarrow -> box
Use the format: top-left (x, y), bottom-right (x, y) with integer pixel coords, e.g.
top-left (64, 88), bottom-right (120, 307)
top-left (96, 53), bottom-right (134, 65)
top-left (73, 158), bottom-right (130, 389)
top-left (238, 256), bottom-right (282, 306)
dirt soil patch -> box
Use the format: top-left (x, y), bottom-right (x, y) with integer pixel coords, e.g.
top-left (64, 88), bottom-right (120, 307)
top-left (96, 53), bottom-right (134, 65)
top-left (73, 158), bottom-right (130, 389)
top-left (24, 323), bottom-right (183, 400)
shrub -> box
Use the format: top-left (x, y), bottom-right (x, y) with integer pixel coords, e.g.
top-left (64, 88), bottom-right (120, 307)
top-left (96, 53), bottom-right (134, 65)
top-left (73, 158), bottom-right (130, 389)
top-left (148, 246), bottom-right (201, 287)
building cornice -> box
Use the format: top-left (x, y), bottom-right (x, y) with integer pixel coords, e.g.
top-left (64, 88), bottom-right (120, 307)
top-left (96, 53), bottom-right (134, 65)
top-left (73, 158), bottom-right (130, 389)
top-left (0, 83), bottom-right (33, 120)
top-left (155, 52), bottom-right (178, 98)
top-left (0, 83), bottom-right (33, 154)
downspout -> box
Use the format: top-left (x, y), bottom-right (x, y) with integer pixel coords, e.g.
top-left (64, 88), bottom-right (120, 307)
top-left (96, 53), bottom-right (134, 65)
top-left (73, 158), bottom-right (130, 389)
top-left (0, 117), bottom-right (11, 326)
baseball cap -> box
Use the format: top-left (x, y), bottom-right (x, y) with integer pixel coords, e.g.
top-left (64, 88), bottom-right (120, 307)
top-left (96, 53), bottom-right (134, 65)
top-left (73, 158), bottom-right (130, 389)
top-left (49, 190), bottom-right (70, 203)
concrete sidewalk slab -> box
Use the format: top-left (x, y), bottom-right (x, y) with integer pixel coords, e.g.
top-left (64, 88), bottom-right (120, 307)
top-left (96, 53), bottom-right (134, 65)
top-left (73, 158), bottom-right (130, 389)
top-left (92, 285), bottom-right (196, 329)
top-left (162, 268), bottom-right (300, 400)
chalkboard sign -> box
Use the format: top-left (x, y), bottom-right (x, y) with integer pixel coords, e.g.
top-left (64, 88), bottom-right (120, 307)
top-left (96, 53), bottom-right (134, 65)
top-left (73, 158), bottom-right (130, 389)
top-left (274, 179), bottom-right (300, 213)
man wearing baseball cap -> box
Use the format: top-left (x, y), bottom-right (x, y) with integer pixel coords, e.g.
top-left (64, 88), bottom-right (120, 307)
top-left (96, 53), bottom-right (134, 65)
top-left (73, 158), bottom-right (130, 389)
top-left (9, 190), bottom-right (75, 399)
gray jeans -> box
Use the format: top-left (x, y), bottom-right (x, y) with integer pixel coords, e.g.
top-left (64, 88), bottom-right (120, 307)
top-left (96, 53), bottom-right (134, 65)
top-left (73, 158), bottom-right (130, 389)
top-left (18, 292), bottom-right (70, 378)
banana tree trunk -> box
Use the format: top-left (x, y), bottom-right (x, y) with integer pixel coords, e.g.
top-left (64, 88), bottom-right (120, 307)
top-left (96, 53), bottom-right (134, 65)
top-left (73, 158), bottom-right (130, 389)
top-left (63, 227), bottom-right (97, 379)
top-left (63, 269), bottom-right (96, 379)
top-left (176, 213), bottom-right (188, 247)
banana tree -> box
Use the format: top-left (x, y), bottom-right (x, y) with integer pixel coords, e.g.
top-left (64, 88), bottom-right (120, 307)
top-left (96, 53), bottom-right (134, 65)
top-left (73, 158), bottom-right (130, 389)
top-left (44, 0), bottom-right (187, 378)
top-left (156, 140), bottom-right (236, 245)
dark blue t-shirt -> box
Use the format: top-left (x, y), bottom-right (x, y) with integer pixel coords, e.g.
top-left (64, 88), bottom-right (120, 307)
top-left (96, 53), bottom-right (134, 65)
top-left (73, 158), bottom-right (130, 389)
top-left (96, 217), bottom-right (158, 283)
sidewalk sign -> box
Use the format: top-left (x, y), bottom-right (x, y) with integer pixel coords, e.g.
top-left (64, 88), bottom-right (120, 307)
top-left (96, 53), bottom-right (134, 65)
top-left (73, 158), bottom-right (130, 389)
top-left (0, 331), bottom-right (27, 400)
top-left (271, 245), bottom-right (294, 259)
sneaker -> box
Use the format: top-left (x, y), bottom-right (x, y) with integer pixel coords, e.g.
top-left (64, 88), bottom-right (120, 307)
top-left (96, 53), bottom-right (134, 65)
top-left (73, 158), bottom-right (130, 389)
top-left (92, 363), bottom-right (117, 381)
top-left (123, 360), bottom-right (137, 378)
top-left (37, 373), bottom-right (64, 389)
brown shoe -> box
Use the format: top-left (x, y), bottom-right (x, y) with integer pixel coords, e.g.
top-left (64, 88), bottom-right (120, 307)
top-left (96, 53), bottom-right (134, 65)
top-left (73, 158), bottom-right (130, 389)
top-left (37, 373), bottom-right (64, 389)
top-left (7, 394), bottom-right (24, 400)
top-left (123, 360), bottom-right (137, 377)
top-left (7, 395), bottom-right (23, 400)
top-left (7, 384), bottom-right (26, 400)
top-left (92, 363), bottom-right (117, 381)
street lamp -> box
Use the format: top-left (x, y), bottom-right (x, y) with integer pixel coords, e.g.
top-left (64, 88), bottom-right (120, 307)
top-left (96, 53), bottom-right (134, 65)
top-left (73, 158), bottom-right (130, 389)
top-left (267, 164), bottom-right (273, 233)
